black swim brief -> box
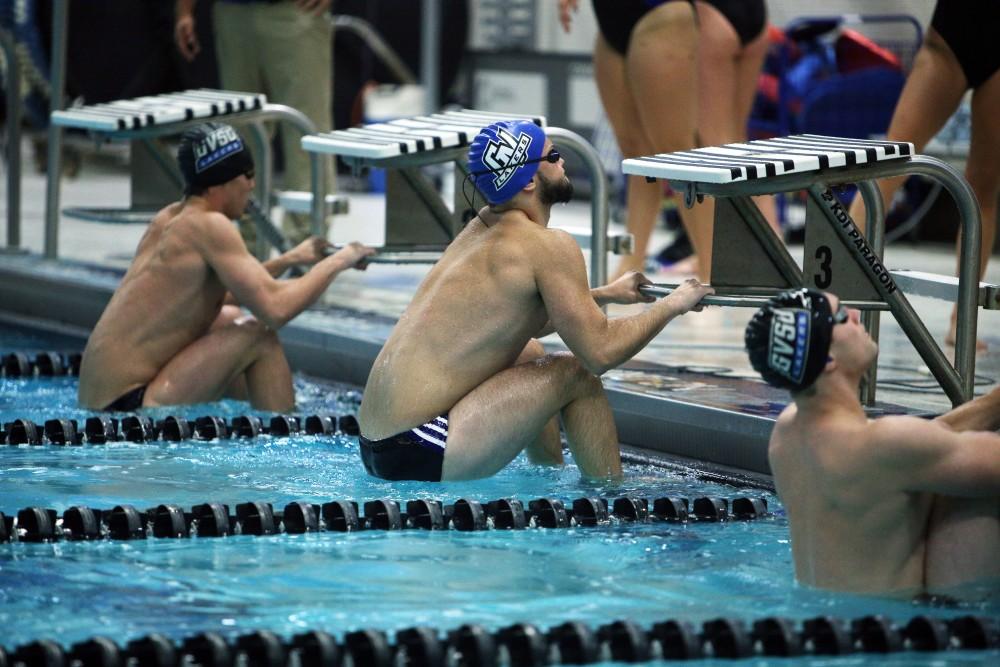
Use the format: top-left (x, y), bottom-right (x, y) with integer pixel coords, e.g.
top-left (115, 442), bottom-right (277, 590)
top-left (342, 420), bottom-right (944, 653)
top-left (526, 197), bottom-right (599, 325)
top-left (102, 385), bottom-right (147, 412)
top-left (359, 414), bottom-right (448, 482)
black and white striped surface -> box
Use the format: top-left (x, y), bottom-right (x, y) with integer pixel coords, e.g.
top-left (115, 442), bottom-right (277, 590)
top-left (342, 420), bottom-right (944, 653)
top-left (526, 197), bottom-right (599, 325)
top-left (301, 109), bottom-right (546, 160)
top-left (51, 89), bottom-right (267, 132)
top-left (622, 134), bottom-right (914, 184)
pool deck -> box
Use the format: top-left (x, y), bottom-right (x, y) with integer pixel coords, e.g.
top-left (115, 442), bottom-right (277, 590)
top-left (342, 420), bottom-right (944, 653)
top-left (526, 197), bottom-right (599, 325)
top-left (3, 140), bottom-right (1000, 477)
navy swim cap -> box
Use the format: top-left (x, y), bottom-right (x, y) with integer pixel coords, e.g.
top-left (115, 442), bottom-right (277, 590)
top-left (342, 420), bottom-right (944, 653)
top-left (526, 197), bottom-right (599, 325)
top-left (467, 120), bottom-right (546, 205)
top-left (177, 122), bottom-right (254, 195)
top-left (745, 288), bottom-right (835, 392)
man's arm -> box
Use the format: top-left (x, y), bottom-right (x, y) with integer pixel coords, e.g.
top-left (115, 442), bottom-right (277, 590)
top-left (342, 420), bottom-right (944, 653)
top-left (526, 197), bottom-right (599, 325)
top-left (934, 385), bottom-right (1000, 433)
top-left (174, 0), bottom-right (200, 62)
top-left (196, 213), bottom-right (373, 329)
top-left (261, 237), bottom-right (332, 278)
top-left (869, 417), bottom-right (1000, 498)
top-left (222, 237), bottom-right (332, 306)
top-left (534, 272), bottom-right (654, 338)
top-left (534, 231), bottom-right (712, 374)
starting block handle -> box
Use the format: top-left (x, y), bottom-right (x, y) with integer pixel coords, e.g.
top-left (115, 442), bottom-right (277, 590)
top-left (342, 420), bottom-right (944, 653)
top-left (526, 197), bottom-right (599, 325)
top-left (322, 245), bottom-right (445, 264)
top-left (639, 284), bottom-right (890, 311)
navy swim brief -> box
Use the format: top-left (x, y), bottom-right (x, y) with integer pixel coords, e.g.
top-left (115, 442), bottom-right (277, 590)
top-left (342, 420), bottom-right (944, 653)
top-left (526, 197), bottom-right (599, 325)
top-left (359, 414), bottom-right (448, 482)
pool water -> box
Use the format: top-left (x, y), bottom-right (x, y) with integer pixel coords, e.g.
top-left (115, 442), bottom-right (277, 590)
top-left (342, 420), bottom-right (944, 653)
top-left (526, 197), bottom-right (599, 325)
top-left (1, 325), bottom-right (997, 665)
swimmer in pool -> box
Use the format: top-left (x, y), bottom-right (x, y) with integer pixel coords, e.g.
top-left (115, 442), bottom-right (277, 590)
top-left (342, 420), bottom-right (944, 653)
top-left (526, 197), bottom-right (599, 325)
top-left (78, 122), bottom-right (374, 412)
top-left (745, 288), bottom-right (1000, 596)
top-left (357, 120), bottom-right (714, 482)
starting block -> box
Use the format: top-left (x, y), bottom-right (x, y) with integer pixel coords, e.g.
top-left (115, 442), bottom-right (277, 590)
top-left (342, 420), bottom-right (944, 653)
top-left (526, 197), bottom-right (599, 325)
top-left (624, 134), bottom-right (992, 406)
top-left (50, 89), bottom-right (344, 255)
top-left (302, 110), bottom-right (629, 282)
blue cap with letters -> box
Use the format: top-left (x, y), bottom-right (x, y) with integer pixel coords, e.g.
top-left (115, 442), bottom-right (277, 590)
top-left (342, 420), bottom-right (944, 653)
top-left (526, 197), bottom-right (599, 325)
top-left (744, 288), bottom-right (836, 392)
top-left (467, 120), bottom-right (546, 205)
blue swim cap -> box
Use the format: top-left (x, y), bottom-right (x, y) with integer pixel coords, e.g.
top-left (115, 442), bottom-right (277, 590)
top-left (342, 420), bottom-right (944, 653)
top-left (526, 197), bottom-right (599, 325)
top-left (467, 120), bottom-right (546, 205)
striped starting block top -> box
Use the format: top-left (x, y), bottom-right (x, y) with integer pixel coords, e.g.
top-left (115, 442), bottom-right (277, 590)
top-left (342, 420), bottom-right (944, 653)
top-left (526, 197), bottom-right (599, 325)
top-left (302, 109), bottom-right (546, 160)
top-left (51, 89), bottom-right (267, 132)
top-left (622, 134), bottom-right (914, 184)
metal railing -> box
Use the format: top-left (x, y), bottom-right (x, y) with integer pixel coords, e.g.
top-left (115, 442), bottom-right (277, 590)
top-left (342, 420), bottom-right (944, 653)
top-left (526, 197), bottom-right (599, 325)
top-left (677, 156), bottom-right (980, 405)
top-left (1, 26), bottom-right (23, 252)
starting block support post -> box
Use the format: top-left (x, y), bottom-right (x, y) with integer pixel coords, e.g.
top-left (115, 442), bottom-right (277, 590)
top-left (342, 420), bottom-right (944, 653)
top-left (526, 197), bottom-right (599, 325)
top-left (624, 135), bottom-right (984, 406)
top-left (857, 179), bottom-right (885, 405)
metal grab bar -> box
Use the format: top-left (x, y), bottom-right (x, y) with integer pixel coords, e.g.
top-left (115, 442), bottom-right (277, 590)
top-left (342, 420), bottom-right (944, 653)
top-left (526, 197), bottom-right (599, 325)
top-left (43, 0), bottom-right (69, 258)
top-left (330, 15), bottom-right (417, 85)
top-left (546, 127), bottom-right (610, 288)
top-left (1, 27), bottom-right (23, 251)
top-left (639, 284), bottom-right (891, 311)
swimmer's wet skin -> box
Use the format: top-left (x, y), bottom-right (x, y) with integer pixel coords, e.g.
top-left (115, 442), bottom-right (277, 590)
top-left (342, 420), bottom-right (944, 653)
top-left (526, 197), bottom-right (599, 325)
top-left (76, 122), bottom-right (375, 414)
top-left (747, 288), bottom-right (1000, 597)
top-left (358, 119), bottom-right (714, 482)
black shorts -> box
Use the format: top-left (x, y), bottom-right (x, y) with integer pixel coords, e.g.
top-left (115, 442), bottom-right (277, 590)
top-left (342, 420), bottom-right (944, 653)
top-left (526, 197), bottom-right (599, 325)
top-left (359, 415), bottom-right (448, 482)
top-left (592, 0), bottom-right (695, 56)
top-left (102, 385), bottom-right (147, 412)
top-left (701, 0), bottom-right (766, 47)
top-left (931, 0), bottom-right (1000, 90)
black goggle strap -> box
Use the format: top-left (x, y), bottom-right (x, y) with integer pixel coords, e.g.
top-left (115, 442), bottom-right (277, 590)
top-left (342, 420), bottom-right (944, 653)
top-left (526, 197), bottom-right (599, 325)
top-left (461, 148), bottom-right (561, 212)
top-left (461, 169), bottom-right (480, 214)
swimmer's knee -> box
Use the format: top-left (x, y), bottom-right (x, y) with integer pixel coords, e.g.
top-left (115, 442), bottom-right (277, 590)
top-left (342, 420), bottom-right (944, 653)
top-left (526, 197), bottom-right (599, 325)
top-left (227, 316), bottom-right (279, 349)
top-left (550, 353), bottom-right (601, 388)
top-left (257, 325), bottom-right (281, 348)
top-left (519, 339), bottom-right (546, 363)
top-left (211, 305), bottom-right (247, 330)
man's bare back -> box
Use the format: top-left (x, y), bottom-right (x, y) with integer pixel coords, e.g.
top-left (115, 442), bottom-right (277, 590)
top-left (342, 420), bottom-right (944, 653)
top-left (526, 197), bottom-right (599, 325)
top-left (748, 288), bottom-right (1000, 596)
top-left (79, 202), bottom-right (231, 409)
top-left (79, 122), bottom-right (373, 412)
top-left (770, 409), bottom-right (936, 593)
top-left (361, 210), bottom-right (557, 439)
top-left (358, 120), bottom-right (712, 482)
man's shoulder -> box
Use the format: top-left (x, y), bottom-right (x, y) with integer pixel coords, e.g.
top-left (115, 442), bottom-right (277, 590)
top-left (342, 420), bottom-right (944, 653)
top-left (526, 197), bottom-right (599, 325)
top-left (868, 414), bottom-right (949, 453)
top-left (770, 408), bottom-right (876, 467)
top-left (869, 414), bottom-right (937, 440)
top-left (165, 205), bottom-right (234, 244)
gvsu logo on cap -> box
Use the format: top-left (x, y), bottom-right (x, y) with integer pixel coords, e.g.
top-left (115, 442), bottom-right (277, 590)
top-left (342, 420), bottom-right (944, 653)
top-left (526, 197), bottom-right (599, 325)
top-left (482, 127), bottom-right (533, 191)
top-left (768, 308), bottom-right (810, 382)
top-left (193, 126), bottom-right (244, 173)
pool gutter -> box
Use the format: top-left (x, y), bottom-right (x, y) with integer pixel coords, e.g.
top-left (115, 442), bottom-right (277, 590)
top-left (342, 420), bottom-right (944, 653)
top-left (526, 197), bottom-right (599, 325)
top-left (0, 255), bottom-right (774, 476)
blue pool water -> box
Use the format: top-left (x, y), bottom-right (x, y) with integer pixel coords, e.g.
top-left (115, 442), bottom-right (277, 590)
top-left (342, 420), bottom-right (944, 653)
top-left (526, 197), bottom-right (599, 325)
top-left (1, 325), bottom-right (997, 665)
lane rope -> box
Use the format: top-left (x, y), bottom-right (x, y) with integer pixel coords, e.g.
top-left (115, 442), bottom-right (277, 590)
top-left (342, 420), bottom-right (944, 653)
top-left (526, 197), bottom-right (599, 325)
top-left (2, 614), bottom-right (996, 666)
top-left (0, 495), bottom-right (770, 543)
top-left (1, 413), bottom-right (360, 445)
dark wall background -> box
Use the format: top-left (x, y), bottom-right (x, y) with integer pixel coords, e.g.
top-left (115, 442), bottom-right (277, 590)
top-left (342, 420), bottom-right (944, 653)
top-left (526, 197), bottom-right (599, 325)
top-left (332, 0), bottom-right (469, 129)
top-left (33, 0), bottom-right (220, 103)
top-left (24, 0), bottom-right (468, 129)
